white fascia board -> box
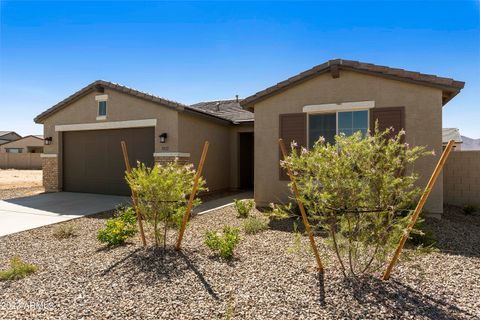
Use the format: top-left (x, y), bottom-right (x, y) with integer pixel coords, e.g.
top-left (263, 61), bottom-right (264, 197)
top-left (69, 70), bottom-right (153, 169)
top-left (40, 153), bottom-right (57, 158)
top-left (153, 152), bottom-right (190, 157)
top-left (55, 119), bottom-right (157, 132)
top-left (303, 101), bottom-right (375, 113)
top-left (95, 94), bottom-right (109, 101)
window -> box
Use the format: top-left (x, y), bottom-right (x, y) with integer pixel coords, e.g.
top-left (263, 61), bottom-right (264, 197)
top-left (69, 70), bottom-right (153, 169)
top-left (6, 148), bottom-right (23, 153)
top-left (98, 101), bottom-right (107, 116)
top-left (308, 110), bottom-right (369, 147)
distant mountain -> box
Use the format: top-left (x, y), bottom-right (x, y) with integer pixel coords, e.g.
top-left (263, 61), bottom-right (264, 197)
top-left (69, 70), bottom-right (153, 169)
top-left (461, 136), bottom-right (480, 150)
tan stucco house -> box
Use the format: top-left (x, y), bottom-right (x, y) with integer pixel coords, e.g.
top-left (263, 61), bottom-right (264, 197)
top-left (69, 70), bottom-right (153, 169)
top-left (0, 135), bottom-right (44, 153)
top-left (34, 59), bottom-right (464, 213)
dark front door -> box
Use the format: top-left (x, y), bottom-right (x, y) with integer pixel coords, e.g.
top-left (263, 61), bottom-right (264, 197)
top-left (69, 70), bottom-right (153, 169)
top-left (63, 127), bottom-right (154, 195)
top-left (239, 132), bottom-right (254, 189)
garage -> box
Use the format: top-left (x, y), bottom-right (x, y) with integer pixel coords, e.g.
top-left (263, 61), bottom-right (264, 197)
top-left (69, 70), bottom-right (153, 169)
top-left (63, 127), bottom-right (154, 195)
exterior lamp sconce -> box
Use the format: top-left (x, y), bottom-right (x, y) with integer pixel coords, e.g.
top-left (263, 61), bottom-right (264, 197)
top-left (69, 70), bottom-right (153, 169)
top-left (44, 137), bottom-right (53, 145)
top-left (159, 133), bottom-right (167, 143)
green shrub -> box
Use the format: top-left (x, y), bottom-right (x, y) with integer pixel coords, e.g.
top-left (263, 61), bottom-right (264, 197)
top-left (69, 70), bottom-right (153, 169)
top-left (126, 161), bottom-right (206, 248)
top-left (0, 256), bottom-right (38, 281)
top-left (463, 204), bottom-right (477, 215)
top-left (52, 223), bottom-right (77, 239)
top-left (234, 199), bottom-right (255, 218)
top-left (243, 216), bottom-right (269, 234)
top-left (205, 225), bottom-right (241, 259)
top-left (408, 217), bottom-right (436, 247)
top-left (280, 123), bottom-right (432, 277)
top-left (97, 207), bottom-right (138, 246)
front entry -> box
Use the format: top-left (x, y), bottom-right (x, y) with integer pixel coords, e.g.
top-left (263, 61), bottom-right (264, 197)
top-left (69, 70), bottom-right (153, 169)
top-left (63, 127), bottom-right (154, 195)
top-left (239, 132), bottom-right (254, 189)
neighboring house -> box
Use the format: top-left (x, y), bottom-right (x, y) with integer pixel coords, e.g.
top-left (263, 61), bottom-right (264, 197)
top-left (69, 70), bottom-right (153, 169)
top-left (34, 81), bottom-right (253, 195)
top-left (0, 131), bottom-right (21, 145)
top-left (0, 135), bottom-right (44, 153)
top-left (34, 59), bottom-right (464, 214)
top-left (442, 128), bottom-right (462, 150)
top-left (240, 59), bottom-right (464, 214)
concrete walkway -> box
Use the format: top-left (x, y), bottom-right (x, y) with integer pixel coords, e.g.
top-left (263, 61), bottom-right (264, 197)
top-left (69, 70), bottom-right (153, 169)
top-left (0, 192), bottom-right (129, 237)
top-left (194, 191), bottom-right (253, 215)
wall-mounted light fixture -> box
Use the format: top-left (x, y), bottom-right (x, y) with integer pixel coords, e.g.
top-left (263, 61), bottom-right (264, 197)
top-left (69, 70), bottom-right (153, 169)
top-left (44, 137), bottom-right (53, 145)
top-left (159, 133), bottom-right (168, 143)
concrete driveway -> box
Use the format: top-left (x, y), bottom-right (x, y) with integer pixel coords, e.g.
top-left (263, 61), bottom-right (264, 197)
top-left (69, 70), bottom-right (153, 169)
top-left (0, 192), bottom-right (130, 237)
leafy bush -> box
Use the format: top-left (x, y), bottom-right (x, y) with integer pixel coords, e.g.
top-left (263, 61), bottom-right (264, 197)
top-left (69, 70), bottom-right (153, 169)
top-left (463, 204), bottom-right (477, 215)
top-left (52, 223), bottom-right (77, 239)
top-left (126, 160), bottom-right (206, 248)
top-left (408, 217), bottom-right (436, 247)
top-left (243, 216), bottom-right (269, 234)
top-left (234, 199), bottom-right (255, 218)
top-left (97, 207), bottom-right (138, 246)
top-left (0, 256), bottom-right (38, 281)
top-left (205, 225), bottom-right (241, 259)
top-left (280, 123), bottom-right (432, 277)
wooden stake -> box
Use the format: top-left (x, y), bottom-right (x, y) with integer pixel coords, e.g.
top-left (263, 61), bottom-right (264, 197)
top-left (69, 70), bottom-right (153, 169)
top-left (382, 140), bottom-right (455, 280)
top-left (175, 141), bottom-right (209, 250)
top-left (279, 139), bottom-right (324, 272)
top-left (121, 141), bottom-right (147, 247)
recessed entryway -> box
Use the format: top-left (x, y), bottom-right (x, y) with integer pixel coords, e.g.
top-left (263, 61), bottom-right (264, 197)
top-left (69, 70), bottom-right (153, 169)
top-left (238, 132), bottom-right (254, 190)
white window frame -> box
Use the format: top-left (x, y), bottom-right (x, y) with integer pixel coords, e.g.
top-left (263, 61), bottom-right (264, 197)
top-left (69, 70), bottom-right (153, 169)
top-left (95, 94), bottom-right (108, 120)
top-left (304, 101), bottom-right (374, 147)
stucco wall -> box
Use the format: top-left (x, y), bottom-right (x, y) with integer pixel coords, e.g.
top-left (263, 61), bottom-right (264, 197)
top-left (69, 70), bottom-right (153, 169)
top-left (252, 70), bottom-right (444, 213)
top-left (41, 88), bottom-right (180, 191)
top-left (0, 136), bottom-right (44, 153)
top-left (444, 151), bottom-right (480, 207)
top-left (178, 113), bottom-right (233, 192)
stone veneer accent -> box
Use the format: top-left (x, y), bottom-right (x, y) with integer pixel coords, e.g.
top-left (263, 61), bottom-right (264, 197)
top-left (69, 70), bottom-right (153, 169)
top-left (42, 156), bottom-right (60, 192)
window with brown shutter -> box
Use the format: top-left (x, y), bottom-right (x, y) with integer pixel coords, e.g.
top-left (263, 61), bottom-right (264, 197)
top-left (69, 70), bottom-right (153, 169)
top-left (369, 107), bottom-right (405, 139)
top-left (279, 113), bottom-right (307, 180)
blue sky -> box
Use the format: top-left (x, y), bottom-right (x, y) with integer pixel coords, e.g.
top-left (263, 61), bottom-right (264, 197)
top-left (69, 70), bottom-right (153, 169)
top-left (0, 1), bottom-right (479, 137)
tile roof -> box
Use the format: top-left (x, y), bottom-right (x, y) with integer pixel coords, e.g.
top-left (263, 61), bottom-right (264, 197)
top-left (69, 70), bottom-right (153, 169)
top-left (34, 80), bottom-right (188, 124)
top-left (442, 128), bottom-right (462, 144)
top-left (189, 100), bottom-right (254, 123)
top-left (241, 59), bottom-right (465, 107)
top-left (34, 80), bottom-right (250, 125)
top-left (0, 131), bottom-right (16, 137)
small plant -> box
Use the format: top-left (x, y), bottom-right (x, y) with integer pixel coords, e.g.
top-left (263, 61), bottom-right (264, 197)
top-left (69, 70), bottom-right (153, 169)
top-left (243, 216), bottom-right (269, 234)
top-left (97, 207), bottom-right (138, 246)
top-left (126, 161), bottom-right (206, 248)
top-left (52, 223), bottom-right (77, 239)
top-left (205, 225), bottom-right (241, 259)
top-left (463, 204), bottom-right (477, 215)
top-left (0, 256), bottom-right (38, 281)
top-left (234, 199), bottom-right (255, 218)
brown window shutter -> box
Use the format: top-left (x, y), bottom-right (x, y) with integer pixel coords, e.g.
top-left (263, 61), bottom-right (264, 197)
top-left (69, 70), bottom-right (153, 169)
top-left (279, 113), bottom-right (307, 181)
top-left (370, 107), bottom-right (405, 139)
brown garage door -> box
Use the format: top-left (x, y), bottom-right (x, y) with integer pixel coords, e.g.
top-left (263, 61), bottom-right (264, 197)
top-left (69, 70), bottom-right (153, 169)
top-left (63, 127), bottom-right (154, 195)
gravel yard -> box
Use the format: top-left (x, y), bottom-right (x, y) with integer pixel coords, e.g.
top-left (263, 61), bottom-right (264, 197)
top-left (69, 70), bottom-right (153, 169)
top-left (0, 205), bottom-right (478, 319)
top-left (0, 169), bottom-right (43, 199)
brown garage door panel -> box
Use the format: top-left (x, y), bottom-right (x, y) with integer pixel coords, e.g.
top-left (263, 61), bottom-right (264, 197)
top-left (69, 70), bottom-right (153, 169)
top-left (63, 127), bottom-right (154, 195)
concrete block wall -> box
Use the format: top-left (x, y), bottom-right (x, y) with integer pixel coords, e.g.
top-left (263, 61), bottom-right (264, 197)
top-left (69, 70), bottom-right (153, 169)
top-left (443, 151), bottom-right (480, 207)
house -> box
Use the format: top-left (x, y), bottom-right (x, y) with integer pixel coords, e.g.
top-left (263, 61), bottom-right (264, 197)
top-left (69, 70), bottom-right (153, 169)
top-left (34, 59), bottom-right (464, 214)
top-left (442, 128), bottom-right (462, 150)
top-left (34, 81), bottom-right (253, 195)
top-left (0, 131), bottom-right (21, 145)
top-left (0, 135), bottom-right (44, 153)
top-left (240, 59), bottom-right (464, 214)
